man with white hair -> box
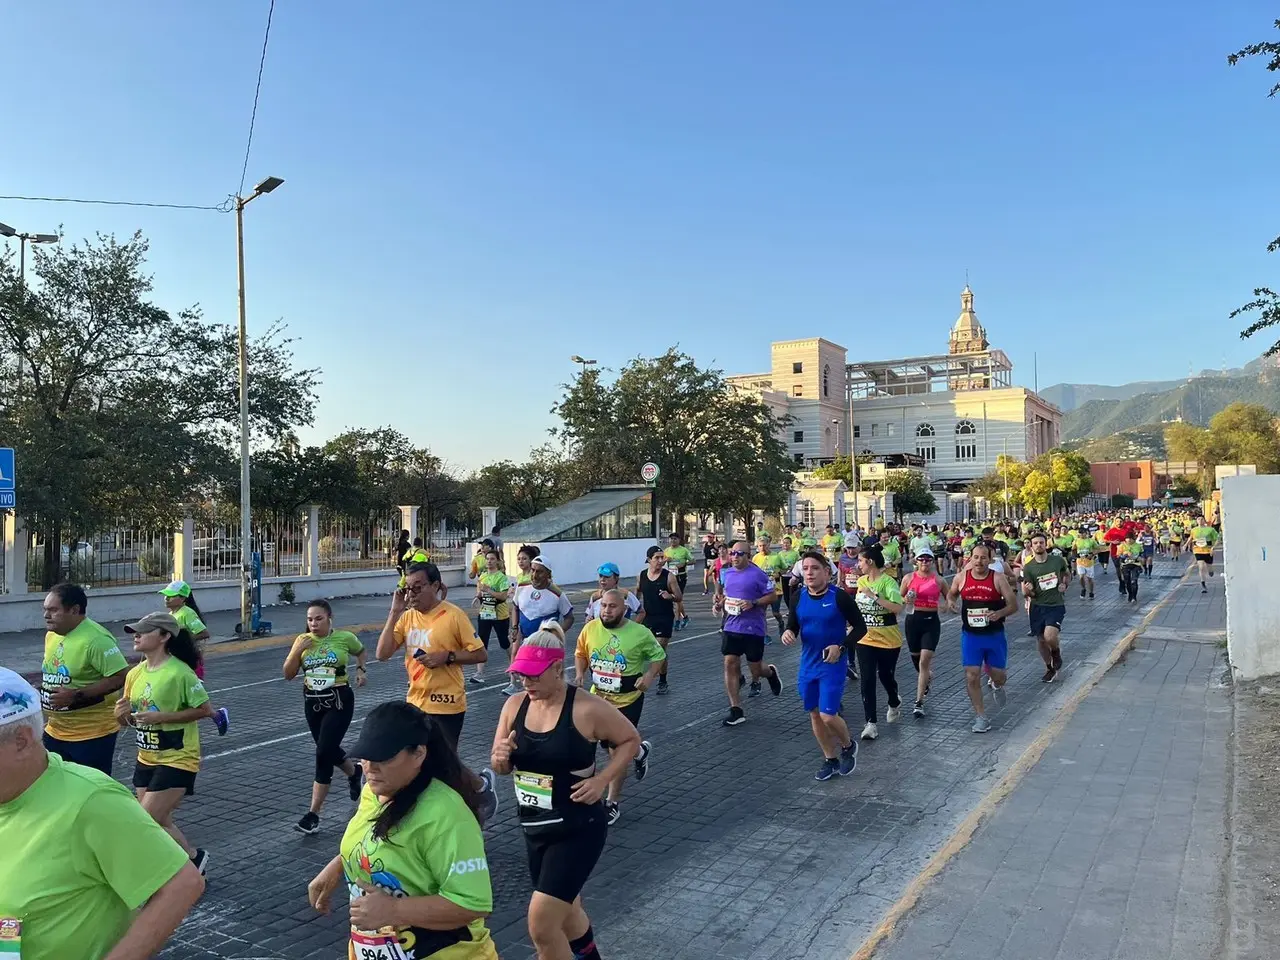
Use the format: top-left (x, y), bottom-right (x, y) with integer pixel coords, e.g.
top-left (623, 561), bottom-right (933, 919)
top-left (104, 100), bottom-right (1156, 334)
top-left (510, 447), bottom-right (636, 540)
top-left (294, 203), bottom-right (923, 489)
top-left (0, 666), bottom-right (205, 959)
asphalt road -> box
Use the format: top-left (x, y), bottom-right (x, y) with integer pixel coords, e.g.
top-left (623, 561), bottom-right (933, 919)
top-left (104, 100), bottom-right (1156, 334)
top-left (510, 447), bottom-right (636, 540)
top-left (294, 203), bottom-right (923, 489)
top-left (95, 560), bottom-right (1187, 960)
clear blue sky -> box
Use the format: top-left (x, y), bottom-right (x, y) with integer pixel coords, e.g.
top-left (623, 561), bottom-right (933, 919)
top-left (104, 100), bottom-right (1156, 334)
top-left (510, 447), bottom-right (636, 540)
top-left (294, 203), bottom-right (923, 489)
top-left (5, 1), bottom-right (1278, 469)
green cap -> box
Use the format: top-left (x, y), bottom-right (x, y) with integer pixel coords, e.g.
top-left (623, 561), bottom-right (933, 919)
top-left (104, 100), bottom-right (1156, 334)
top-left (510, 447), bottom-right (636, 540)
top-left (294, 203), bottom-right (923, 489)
top-left (160, 579), bottom-right (191, 598)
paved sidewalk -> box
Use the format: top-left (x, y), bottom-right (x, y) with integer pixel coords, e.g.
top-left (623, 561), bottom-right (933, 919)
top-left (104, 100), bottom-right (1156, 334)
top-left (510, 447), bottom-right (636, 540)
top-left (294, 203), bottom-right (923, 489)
top-left (873, 573), bottom-right (1231, 960)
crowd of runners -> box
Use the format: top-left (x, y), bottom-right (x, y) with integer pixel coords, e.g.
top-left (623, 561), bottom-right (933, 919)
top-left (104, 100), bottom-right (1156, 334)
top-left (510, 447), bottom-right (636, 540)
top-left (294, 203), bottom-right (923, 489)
top-left (0, 507), bottom-right (1220, 960)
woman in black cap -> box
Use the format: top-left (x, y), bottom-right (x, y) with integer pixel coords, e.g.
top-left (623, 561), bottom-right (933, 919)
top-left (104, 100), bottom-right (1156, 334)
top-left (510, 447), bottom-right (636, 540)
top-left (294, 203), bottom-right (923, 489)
top-left (306, 701), bottom-right (499, 959)
top-left (490, 621), bottom-right (640, 960)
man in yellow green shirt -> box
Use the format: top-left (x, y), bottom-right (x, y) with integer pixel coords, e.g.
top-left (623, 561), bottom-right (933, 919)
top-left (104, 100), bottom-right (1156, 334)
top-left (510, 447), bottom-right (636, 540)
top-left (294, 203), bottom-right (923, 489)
top-left (0, 666), bottom-right (206, 960)
top-left (39, 583), bottom-right (129, 775)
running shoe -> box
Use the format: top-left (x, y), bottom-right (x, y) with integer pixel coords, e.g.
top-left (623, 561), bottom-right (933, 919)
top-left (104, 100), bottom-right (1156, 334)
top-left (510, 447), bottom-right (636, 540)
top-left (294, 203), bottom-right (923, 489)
top-left (1202, 584), bottom-right (1208, 594)
top-left (993, 684), bottom-right (1007, 708)
top-left (680, 616), bottom-right (690, 629)
top-left (673, 619), bottom-right (682, 632)
top-left (972, 715), bottom-right (992, 734)
top-left (722, 706), bottom-right (746, 726)
top-left (814, 758), bottom-right (840, 781)
top-left (469, 675), bottom-right (485, 685)
top-left (348, 767), bottom-right (363, 801)
top-left (763, 633), bottom-right (773, 646)
top-left (1041, 667), bottom-right (1058, 683)
top-left (605, 800), bottom-right (621, 825)
top-left (838, 742), bottom-right (858, 776)
top-left (1051, 649), bottom-right (1063, 672)
top-left (846, 665), bottom-right (860, 683)
top-left (886, 705), bottom-right (901, 723)
top-left (656, 679), bottom-right (670, 696)
top-left (860, 722), bottom-right (878, 740)
top-left (191, 848), bottom-right (210, 875)
top-left (1080, 588), bottom-right (1086, 598)
top-left (294, 812), bottom-right (321, 835)
top-left (634, 740), bottom-right (651, 781)
top-left (503, 681), bottom-right (520, 696)
top-left (213, 707), bottom-right (230, 737)
top-left (748, 680), bottom-right (762, 698)
top-left (766, 664), bottom-right (782, 696)
top-left (477, 768), bottom-right (499, 823)
top-left (912, 700), bottom-right (925, 718)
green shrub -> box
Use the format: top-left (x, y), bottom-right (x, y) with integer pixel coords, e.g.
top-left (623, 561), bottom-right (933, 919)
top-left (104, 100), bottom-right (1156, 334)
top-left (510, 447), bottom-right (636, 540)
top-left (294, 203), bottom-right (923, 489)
top-left (137, 544), bottom-right (174, 578)
top-left (278, 582), bottom-right (296, 603)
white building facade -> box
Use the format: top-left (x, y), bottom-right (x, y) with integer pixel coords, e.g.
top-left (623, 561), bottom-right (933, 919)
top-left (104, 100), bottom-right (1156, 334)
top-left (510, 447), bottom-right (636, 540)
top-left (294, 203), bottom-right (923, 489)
top-left (727, 287), bottom-right (1062, 491)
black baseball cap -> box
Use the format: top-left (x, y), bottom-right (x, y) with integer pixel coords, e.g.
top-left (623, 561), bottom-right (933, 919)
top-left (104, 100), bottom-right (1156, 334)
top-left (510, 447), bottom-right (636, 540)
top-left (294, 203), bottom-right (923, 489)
top-left (349, 701), bottom-right (433, 762)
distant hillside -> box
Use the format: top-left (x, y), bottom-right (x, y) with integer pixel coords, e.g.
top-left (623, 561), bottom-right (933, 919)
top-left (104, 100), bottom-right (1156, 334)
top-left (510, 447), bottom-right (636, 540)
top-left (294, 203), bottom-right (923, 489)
top-left (1062, 425), bottom-right (1168, 461)
top-left (1062, 369), bottom-right (1280, 442)
top-left (1043, 354), bottom-right (1272, 412)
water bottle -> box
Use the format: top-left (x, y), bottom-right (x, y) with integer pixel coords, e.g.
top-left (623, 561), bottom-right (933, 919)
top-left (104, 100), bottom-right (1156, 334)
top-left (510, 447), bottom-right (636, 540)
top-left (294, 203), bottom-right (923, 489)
top-left (904, 588), bottom-right (916, 617)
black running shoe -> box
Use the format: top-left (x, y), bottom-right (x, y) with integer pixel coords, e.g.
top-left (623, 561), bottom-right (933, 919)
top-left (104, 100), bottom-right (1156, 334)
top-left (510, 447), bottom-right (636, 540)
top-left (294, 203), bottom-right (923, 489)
top-left (294, 812), bottom-right (320, 835)
top-left (766, 664), bottom-right (782, 696)
top-left (814, 758), bottom-right (839, 782)
top-left (348, 767), bottom-right (363, 801)
top-left (748, 680), bottom-right (761, 698)
top-left (1051, 649), bottom-right (1062, 672)
top-left (477, 768), bottom-right (499, 824)
top-left (190, 848), bottom-right (210, 875)
top-left (634, 740), bottom-right (651, 782)
top-left (722, 706), bottom-right (746, 726)
top-left (1042, 667), bottom-right (1057, 683)
top-left (605, 800), bottom-right (621, 825)
top-left (656, 679), bottom-right (670, 695)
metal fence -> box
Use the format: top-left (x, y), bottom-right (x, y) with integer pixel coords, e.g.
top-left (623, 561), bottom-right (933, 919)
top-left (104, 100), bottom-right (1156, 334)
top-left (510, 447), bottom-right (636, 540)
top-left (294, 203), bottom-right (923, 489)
top-left (27, 525), bottom-right (175, 590)
top-left (413, 523), bottom-right (474, 568)
top-left (318, 509), bottom-right (401, 573)
top-left (190, 513), bottom-right (307, 582)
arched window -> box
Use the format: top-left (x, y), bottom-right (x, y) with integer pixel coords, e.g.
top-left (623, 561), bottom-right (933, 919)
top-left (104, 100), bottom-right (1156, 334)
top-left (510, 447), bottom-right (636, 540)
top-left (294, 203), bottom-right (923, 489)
top-left (955, 419), bottom-right (978, 461)
top-left (915, 422), bottom-right (937, 462)
top-left (824, 425), bottom-right (832, 454)
top-left (823, 364), bottom-right (830, 398)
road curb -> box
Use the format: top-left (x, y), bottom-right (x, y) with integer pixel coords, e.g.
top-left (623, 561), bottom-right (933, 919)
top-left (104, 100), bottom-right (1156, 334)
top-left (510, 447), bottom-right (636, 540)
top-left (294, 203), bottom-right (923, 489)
top-left (847, 565), bottom-right (1194, 960)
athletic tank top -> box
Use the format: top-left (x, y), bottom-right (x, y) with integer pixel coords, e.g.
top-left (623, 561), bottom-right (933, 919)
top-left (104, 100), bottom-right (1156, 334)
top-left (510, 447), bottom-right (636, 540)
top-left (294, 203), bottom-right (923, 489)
top-left (639, 568), bottom-right (674, 624)
top-left (511, 685), bottom-right (602, 829)
top-left (960, 570), bottom-right (1004, 635)
top-left (837, 557), bottom-right (860, 594)
top-left (902, 572), bottom-right (941, 612)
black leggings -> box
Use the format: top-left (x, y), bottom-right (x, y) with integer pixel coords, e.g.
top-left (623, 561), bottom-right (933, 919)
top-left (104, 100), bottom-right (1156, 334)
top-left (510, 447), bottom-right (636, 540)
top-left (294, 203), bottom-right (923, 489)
top-left (305, 686), bottom-right (354, 785)
top-left (1121, 563), bottom-right (1141, 601)
top-left (855, 645), bottom-right (901, 723)
top-left (478, 617), bottom-right (511, 650)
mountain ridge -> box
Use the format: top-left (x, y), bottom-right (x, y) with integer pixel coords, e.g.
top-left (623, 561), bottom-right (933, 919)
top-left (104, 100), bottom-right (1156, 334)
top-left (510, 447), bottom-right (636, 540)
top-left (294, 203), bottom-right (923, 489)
top-left (1042, 354), bottom-right (1271, 412)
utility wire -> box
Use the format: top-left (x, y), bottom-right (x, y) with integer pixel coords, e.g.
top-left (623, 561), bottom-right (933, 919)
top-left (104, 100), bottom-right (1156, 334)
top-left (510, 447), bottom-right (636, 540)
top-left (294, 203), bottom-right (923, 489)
top-left (237, 0), bottom-right (277, 198)
top-left (0, 194), bottom-right (233, 213)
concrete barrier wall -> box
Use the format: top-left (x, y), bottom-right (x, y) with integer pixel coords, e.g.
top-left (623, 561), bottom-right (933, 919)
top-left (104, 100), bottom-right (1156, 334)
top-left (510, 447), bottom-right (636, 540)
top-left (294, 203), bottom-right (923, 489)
top-left (0, 566), bottom-right (465, 634)
top-left (1222, 475), bottom-right (1280, 680)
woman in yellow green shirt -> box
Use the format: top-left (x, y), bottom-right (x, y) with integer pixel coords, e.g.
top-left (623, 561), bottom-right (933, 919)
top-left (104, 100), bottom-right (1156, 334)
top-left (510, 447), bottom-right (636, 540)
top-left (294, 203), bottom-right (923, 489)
top-left (161, 579), bottom-right (230, 736)
top-left (854, 545), bottom-right (905, 742)
top-left (115, 611), bottom-right (214, 875)
top-left (472, 550), bottom-right (512, 684)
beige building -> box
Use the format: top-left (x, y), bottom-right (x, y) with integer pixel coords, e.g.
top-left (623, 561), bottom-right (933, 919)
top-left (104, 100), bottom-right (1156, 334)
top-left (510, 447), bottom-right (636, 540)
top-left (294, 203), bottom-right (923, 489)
top-left (727, 286), bottom-right (1062, 491)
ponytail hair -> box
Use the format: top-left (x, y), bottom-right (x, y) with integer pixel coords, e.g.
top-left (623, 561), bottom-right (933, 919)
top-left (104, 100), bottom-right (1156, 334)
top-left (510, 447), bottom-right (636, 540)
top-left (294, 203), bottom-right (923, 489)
top-left (522, 620), bottom-right (566, 651)
top-left (859, 545), bottom-right (886, 570)
top-left (182, 590), bottom-right (204, 621)
top-left (162, 627), bottom-right (203, 673)
top-left (368, 702), bottom-right (482, 840)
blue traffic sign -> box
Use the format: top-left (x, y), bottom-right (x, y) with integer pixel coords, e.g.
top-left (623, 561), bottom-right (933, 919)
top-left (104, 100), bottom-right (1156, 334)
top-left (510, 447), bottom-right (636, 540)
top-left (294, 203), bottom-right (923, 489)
top-left (0, 447), bottom-right (15, 509)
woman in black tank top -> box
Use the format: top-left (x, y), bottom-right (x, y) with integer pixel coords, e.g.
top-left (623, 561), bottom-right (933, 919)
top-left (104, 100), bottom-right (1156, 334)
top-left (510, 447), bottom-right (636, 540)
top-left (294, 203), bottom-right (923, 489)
top-left (491, 622), bottom-right (643, 960)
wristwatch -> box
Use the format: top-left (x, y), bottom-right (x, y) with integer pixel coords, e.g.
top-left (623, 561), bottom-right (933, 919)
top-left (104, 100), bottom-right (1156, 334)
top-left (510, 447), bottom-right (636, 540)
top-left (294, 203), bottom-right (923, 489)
top-left (446, 651), bottom-right (456, 666)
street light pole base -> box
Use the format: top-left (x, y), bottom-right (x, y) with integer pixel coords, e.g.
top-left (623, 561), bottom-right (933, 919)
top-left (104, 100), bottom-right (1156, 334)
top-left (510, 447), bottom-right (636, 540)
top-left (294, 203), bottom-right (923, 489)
top-left (234, 621), bottom-right (273, 639)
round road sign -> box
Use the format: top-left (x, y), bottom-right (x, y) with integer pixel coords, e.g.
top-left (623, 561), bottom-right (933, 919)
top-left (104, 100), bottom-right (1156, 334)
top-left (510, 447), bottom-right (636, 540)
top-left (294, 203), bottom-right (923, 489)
top-left (641, 461), bottom-right (660, 483)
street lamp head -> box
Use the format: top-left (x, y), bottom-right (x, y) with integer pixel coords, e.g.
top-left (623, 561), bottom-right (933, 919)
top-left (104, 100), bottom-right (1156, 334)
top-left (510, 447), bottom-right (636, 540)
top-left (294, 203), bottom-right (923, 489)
top-left (570, 355), bottom-right (586, 363)
top-left (254, 176), bottom-right (285, 196)
top-left (0, 223), bottom-right (14, 238)
top-left (32, 234), bottom-right (58, 244)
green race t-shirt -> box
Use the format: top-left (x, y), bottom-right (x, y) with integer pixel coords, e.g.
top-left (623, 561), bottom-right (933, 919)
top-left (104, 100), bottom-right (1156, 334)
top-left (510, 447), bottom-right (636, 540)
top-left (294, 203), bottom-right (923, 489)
top-left (0, 754), bottom-right (191, 960)
top-left (170, 604), bottom-right (207, 637)
top-left (574, 617), bottom-right (667, 707)
top-left (1191, 526), bottom-right (1219, 553)
top-left (341, 780), bottom-right (498, 960)
top-left (1053, 536), bottom-right (1075, 553)
top-left (477, 571), bottom-right (512, 621)
top-left (778, 548), bottom-right (800, 570)
top-left (855, 573), bottom-right (904, 648)
top-left (1022, 555), bottom-right (1069, 607)
top-left (298, 630), bottom-right (365, 692)
top-left (41, 618), bottom-right (129, 742)
top-left (123, 656), bottom-right (209, 772)
top-left (663, 546), bottom-right (693, 571)
top-left (881, 541), bottom-right (902, 566)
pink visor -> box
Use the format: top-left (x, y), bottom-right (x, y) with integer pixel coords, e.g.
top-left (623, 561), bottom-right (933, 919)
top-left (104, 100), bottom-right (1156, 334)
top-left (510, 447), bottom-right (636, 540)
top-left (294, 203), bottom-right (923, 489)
top-left (508, 644), bottom-right (565, 676)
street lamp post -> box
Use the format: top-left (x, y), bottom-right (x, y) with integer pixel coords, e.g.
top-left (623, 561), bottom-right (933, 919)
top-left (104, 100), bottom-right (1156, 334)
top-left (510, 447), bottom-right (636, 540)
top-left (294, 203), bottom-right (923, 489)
top-left (0, 223), bottom-right (59, 384)
top-left (234, 175), bottom-right (284, 637)
top-left (570, 355), bottom-right (597, 376)
top-left (846, 381), bottom-right (858, 527)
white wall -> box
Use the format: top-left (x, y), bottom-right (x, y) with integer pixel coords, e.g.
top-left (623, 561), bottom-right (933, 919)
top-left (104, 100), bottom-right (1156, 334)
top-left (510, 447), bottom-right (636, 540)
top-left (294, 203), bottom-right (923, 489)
top-left (1222, 475), bottom-right (1280, 680)
top-left (500, 539), bottom-right (656, 587)
top-left (0, 567), bottom-right (466, 634)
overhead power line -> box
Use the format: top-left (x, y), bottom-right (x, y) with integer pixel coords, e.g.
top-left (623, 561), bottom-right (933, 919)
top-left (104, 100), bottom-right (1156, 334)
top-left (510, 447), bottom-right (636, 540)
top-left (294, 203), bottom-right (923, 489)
top-left (0, 194), bottom-right (233, 213)
top-left (237, 0), bottom-right (277, 198)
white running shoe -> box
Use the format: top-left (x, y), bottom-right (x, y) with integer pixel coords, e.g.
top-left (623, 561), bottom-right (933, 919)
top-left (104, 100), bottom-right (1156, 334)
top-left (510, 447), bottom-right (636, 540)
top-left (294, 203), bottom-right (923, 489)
top-left (860, 722), bottom-right (878, 740)
top-left (886, 706), bottom-right (901, 723)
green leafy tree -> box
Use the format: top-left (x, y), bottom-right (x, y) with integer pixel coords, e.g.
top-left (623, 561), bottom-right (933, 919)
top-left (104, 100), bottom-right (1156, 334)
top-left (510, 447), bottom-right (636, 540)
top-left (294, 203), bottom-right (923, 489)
top-left (554, 349), bottom-right (794, 536)
top-left (0, 232), bottom-right (316, 586)
top-left (884, 472), bottom-right (938, 521)
top-left (1228, 22), bottom-right (1280, 356)
top-left (1166, 402), bottom-right (1280, 490)
top-left (1020, 469), bottom-right (1053, 514)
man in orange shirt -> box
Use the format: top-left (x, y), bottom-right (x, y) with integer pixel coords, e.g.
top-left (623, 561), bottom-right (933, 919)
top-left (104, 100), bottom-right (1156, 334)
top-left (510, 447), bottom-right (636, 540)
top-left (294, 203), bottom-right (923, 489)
top-left (376, 561), bottom-right (498, 820)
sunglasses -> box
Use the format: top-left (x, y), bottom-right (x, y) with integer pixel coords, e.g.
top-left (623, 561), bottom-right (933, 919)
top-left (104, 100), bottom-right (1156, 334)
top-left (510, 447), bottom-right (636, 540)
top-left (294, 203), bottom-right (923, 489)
top-left (729, 550), bottom-right (746, 557)
top-left (917, 557), bottom-right (934, 562)
top-left (405, 582), bottom-right (434, 594)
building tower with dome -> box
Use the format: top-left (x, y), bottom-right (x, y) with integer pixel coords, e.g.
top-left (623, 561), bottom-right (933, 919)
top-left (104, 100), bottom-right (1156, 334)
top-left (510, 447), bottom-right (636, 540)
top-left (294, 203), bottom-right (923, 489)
top-left (948, 285), bottom-right (992, 391)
